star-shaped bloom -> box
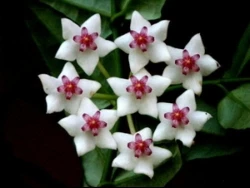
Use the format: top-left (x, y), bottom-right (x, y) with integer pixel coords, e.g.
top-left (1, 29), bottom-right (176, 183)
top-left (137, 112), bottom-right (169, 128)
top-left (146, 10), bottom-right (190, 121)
top-left (153, 89), bottom-right (212, 147)
top-left (112, 127), bottom-right (172, 179)
top-left (38, 62), bottom-right (101, 114)
top-left (58, 97), bottom-right (118, 156)
top-left (162, 33), bottom-right (220, 95)
top-left (107, 69), bottom-right (171, 118)
top-left (55, 14), bottom-right (116, 76)
top-left (114, 10), bottom-right (171, 74)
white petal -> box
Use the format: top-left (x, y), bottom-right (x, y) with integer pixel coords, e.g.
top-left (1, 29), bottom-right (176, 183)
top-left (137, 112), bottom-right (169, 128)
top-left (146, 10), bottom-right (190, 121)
top-left (189, 111), bottom-right (212, 131)
top-left (198, 54), bottom-right (220, 76)
top-left (182, 73), bottom-right (203, 95)
top-left (176, 126), bottom-right (196, 147)
top-left (150, 146), bottom-right (172, 167)
top-left (95, 37), bottom-right (116, 57)
top-left (157, 102), bottom-right (173, 122)
top-left (114, 33), bottom-right (132, 54)
top-left (130, 11), bottom-right (151, 31)
top-left (113, 132), bottom-right (134, 153)
top-left (81, 14), bottom-right (101, 34)
top-left (134, 159), bottom-right (154, 179)
top-left (95, 129), bottom-right (117, 149)
top-left (137, 127), bottom-right (152, 139)
top-left (55, 40), bottom-right (78, 61)
top-left (185, 33), bottom-right (205, 56)
top-left (38, 74), bottom-right (60, 94)
top-left (58, 62), bottom-right (78, 79)
top-left (153, 122), bottom-right (176, 142)
top-left (129, 49), bottom-right (149, 74)
top-left (61, 18), bottom-right (80, 40)
top-left (176, 89), bottom-right (196, 112)
top-left (138, 95), bottom-right (158, 118)
top-left (64, 96), bottom-right (82, 114)
top-left (148, 75), bottom-right (171, 96)
top-left (58, 115), bottom-right (82, 136)
top-left (166, 45), bottom-right (183, 65)
top-left (162, 65), bottom-right (184, 84)
top-left (148, 41), bottom-right (170, 62)
top-left (74, 133), bottom-right (95, 156)
top-left (78, 79), bottom-right (101, 98)
top-left (76, 50), bottom-right (99, 76)
top-left (45, 94), bottom-right (64, 113)
top-left (117, 96), bottom-right (138, 116)
top-left (77, 98), bottom-right (99, 116)
top-left (107, 77), bottom-right (130, 96)
top-left (112, 153), bottom-right (136, 170)
top-left (100, 109), bottom-right (119, 130)
top-left (148, 20), bottom-right (169, 41)
top-left (133, 68), bottom-right (151, 78)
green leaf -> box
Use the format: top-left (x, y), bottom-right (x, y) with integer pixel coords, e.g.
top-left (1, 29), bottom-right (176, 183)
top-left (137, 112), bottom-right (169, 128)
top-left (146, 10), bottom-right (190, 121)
top-left (218, 83), bottom-right (250, 129)
top-left (26, 5), bottom-right (64, 76)
top-left (196, 98), bottom-right (226, 136)
top-left (224, 22), bottom-right (250, 78)
top-left (82, 148), bottom-right (110, 187)
top-left (122, 0), bottom-right (166, 20)
top-left (61, 0), bottom-right (112, 17)
top-left (182, 133), bottom-right (243, 161)
top-left (41, 0), bottom-right (112, 38)
top-left (112, 143), bottom-right (182, 187)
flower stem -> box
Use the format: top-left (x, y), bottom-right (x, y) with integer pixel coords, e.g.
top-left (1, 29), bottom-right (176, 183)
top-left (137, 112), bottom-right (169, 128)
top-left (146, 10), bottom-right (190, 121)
top-left (97, 61), bottom-right (110, 79)
top-left (110, 0), bottom-right (131, 23)
top-left (92, 93), bottom-right (117, 100)
top-left (127, 114), bottom-right (136, 134)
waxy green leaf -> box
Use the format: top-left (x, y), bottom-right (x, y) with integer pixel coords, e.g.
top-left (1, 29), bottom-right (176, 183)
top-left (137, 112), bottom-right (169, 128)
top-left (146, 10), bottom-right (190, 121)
top-left (218, 83), bottom-right (250, 129)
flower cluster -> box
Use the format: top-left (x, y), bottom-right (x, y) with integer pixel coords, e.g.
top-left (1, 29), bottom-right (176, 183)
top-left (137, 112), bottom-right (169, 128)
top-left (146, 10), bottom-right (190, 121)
top-left (39, 11), bottom-right (219, 179)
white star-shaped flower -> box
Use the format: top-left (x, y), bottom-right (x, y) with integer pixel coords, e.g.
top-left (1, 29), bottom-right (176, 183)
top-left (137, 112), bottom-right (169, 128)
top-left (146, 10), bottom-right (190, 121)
top-left (114, 10), bottom-right (171, 74)
top-left (107, 69), bottom-right (171, 118)
top-left (162, 33), bottom-right (220, 95)
top-left (55, 14), bottom-right (116, 76)
top-left (112, 127), bottom-right (172, 179)
top-left (153, 89), bottom-right (212, 147)
top-left (58, 97), bottom-right (118, 156)
top-left (38, 62), bottom-right (101, 114)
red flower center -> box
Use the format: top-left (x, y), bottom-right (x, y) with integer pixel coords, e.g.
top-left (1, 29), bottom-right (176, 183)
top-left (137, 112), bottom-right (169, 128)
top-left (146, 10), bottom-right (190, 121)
top-left (81, 111), bottom-right (107, 136)
top-left (175, 49), bottom-right (200, 75)
top-left (73, 27), bottom-right (98, 52)
top-left (129, 26), bottom-right (154, 52)
top-left (57, 75), bottom-right (83, 100)
top-left (128, 133), bottom-right (153, 158)
top-left (164, 103), bottom-right (190, 128)
top-left (126, 75), bottom-right (152, 99)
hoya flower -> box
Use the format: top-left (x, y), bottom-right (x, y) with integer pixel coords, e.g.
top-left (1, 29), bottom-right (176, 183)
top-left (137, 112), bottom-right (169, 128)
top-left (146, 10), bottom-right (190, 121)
top-left (162, 33), bottom-right (220, 95)
top-left (55, 14), bottom-right (116, 76)
top-left (112, 127), bottom-right (172, 179)
top-left (38, 62), bottom-right (101, 114)
top-left (107, 69), bottom-right (171, 118)
top-left (58, 97), bottom-right (118, 156)
top-left (114, 10), bottom-right (170, 74)
top-left (153, 89), bottom-right (212, 147)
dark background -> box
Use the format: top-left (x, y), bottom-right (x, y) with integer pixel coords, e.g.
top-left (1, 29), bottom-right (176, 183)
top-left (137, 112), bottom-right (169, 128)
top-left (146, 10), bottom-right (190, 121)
top-left (1, 0), bottom-right (249, 187)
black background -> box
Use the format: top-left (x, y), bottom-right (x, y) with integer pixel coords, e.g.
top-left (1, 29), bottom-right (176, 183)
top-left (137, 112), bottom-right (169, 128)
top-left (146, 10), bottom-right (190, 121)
top-left (1, 0), bottom-right (250, 187)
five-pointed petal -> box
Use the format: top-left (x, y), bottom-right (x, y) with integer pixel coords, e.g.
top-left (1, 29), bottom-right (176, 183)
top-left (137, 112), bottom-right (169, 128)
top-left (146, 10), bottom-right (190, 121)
top-left (58, 97), bottom-right (118, 156)
top-left (55, 14), bottom-right (116, 76)
top-left (153, 89), bottom-right (212, 147)
top-left (38, 62), bottom-right (101, 114)
top-left (162, 33), bottom-right (220, 95)
top-left (112, 127), bottom-right (172, 179)
top-left (107, 69), bottom-right (171, 118)
top-left (114, 10), bottom-right (171, 74)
